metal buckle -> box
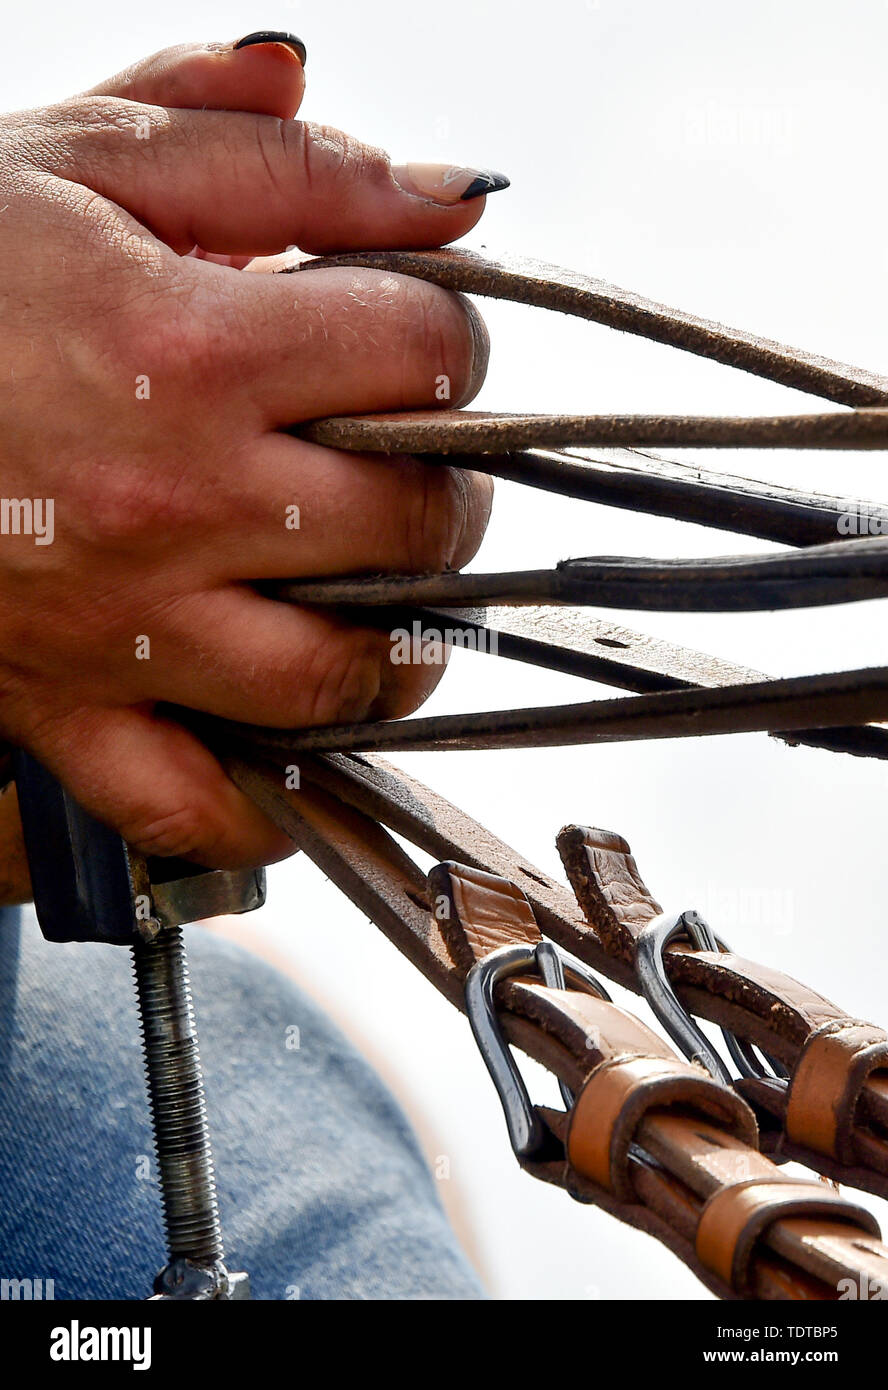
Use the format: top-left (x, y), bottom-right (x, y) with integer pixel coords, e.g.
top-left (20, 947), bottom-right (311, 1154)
top-left (635, 910), bottom-right (789, 1087)
top-left (464, 941), bottom-right (611, 1160)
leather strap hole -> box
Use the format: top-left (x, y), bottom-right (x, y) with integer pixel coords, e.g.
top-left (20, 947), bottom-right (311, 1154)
top-left (693, 1129), bottom-right (731, 1148)
top-left (850, 1238), bottom-right (886, 1257)
top-left (517, 865), bottom-right (549, 887)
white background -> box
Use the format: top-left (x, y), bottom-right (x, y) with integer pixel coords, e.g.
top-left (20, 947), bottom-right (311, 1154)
top-left (9, 0), bottom-right (888, 1298)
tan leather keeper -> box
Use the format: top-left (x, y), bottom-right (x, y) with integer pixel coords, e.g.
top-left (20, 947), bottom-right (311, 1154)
top-left (567, 1054), bottom-right (758, 1203)
top-left (785, 1020), bottom-right (888, 1162)
top-left (695, 1176), bottom-right (881, 1296)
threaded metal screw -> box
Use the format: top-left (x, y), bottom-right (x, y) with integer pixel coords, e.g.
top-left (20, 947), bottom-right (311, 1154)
top-left (131, 925), bottom-right (224, 1270)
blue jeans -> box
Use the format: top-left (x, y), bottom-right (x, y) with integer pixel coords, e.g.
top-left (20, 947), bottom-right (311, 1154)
top-left (0, 907), bottom-right (484, 1300)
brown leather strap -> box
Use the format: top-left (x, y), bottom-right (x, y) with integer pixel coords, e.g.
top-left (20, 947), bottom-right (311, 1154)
top-left (292, 755), bottom-right (888, 1184)
top-left (220, 748), bottom-right (888, 1196)
top-left (295, 440), bottom-right (886, 550)
top-left (430, 857), bottom-right (886, 1298)
top-left (557, 822), bottom-right (888, 1190)
top-left (195, 664), bottom-right (888, 756)
top-left (558, 826), bottom-right (662, 959)
top-left (274, 538), bottom-right (888, 615)
top-left (301, 405), bottom-right (888, 455)
top-left (290, 248), bottom-right (888, 408)
top-left (437, 863), bottom-right (539, 972)
top-left (558, 822), bottom-right (874, 1049)
top-left (785, 1020), bottom-right (888, 1161)
top-left (432, 860), bottom-right (888, 1300)
top-left (218, 753), bottom-right (888, 1300)
top-left (567, 1053), bottom-right (755, 1202)
top-left (695, 1176), bottom-right (881, 1297)
top-left (218, 746), bottom-right (888, 1209)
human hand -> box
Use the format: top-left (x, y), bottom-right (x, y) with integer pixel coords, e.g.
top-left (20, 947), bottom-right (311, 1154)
top-left (0, 34), bottom-right (503, 869)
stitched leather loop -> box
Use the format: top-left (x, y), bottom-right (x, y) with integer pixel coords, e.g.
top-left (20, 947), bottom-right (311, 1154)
top-left (785, 1020), bottom-right (888, 1161)
top-left (695, 1177), bottom-right (882, 1296)
top-left (567, 1054), bottom-right (758, 1202)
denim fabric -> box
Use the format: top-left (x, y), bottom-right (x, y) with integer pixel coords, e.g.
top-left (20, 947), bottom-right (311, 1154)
top-left (0, 907), bottom-right (484, 1300)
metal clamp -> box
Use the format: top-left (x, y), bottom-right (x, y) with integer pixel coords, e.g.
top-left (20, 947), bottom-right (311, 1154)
top-left (13, 751), bottom-right (259, 1299)
top-left (465, 941), bottom-right (611, 1160)
top-left (635, 909), bottom-right (789, 1087)
top-left (14, 750), bottom-right (265, 944)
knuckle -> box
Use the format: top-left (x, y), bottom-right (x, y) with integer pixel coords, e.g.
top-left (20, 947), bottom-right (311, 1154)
top-left (286, 121), bottom-right (351, 193)
top-left (303, 633), bottom-right (385, 725)
top-left (400, 281), bottom-right (480, 404)
top-left (10, 698), bottom-right (73, 754)
top-left (121, 802), bottom-right (212, 860)
top-left (251, 116), bottom-right (292, 201)
top-left (123, 273), bottom-right (231, 386)
top-left (409, 284), bottom-right (446, 365)
top-left (452, 470), bottom-right (494, 567)
top-left (405, 465), bottom-right (469, 572)
top-left (61, 94), bottom-right (132, 130)
top-left (379, 657), bottom-right (448, 720)
top-left (69, 465), bottom-right (195, 543)
top-left (298, 120), bottom-right (387, 179)
top-left (286, 121), bottom-right (390, 233)
top-left (42, 96), bottom-right (160, 171)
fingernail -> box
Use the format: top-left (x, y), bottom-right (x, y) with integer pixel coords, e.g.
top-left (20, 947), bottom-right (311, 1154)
top-left (391, 163), bottom-right (510, 205)
top-left (234, 31), bottom-right (307, 66)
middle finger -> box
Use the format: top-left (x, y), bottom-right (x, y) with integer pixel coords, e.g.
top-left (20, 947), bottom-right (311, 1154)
top-left (206, 263), bottom-right (489, 424)
top-left (198, 434), bottom-right (494, 582)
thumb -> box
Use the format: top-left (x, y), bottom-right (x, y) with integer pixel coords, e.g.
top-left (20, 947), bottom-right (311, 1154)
top-left (48, 100), bottom-right (509, 255)
top-left (26, 705), bottom-right (296, 869)
top-left (81, 32), bottom-right (307, 119)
